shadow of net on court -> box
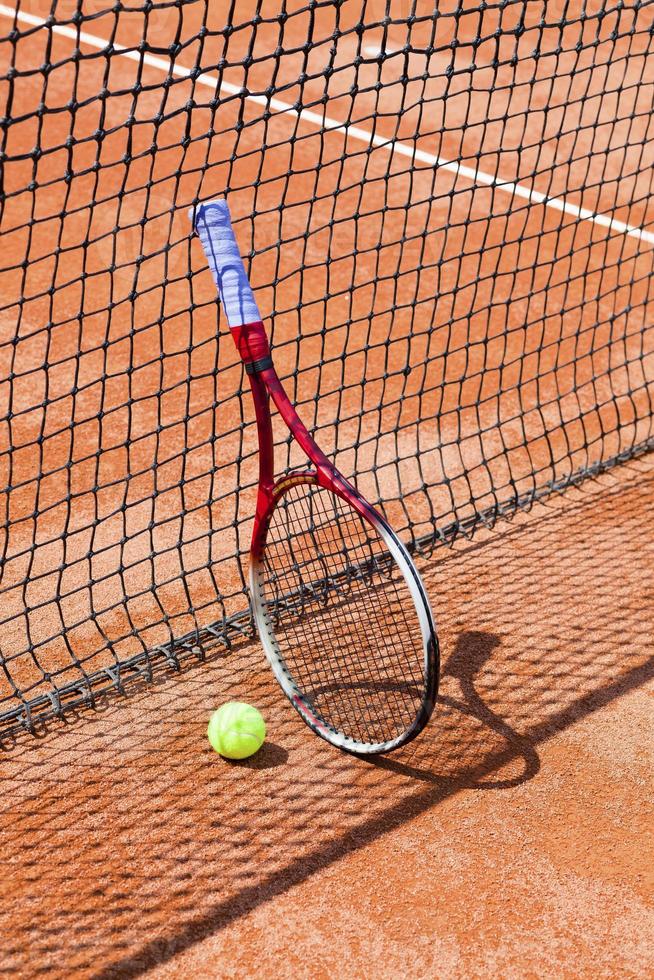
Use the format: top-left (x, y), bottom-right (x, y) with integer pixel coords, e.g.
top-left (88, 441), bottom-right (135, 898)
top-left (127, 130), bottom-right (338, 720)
top-left (1, 458), bottom-right (652, 978)
top-left (1, 1), bottom-right (653, 733)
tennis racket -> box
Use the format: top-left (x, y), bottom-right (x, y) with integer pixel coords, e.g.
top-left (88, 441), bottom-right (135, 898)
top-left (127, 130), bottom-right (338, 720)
top-left (191, 199), bottom-right (439, 754)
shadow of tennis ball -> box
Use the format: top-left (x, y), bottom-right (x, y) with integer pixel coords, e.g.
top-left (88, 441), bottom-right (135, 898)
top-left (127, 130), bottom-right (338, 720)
top-left (229, 741), bottom-right (289, 770)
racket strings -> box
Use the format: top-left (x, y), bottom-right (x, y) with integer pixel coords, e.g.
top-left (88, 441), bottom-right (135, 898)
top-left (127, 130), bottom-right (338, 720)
top-left (260, 483), bottom-right (426, 745)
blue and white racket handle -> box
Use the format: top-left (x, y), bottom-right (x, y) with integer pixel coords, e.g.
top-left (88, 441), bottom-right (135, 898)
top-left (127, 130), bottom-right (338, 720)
top-left (191, 199), bottom-right (272, 370)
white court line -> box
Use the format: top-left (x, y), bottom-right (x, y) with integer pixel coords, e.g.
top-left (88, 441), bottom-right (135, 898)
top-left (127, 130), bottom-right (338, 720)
top-left (363, 44), bottom-right (399, 58)
top-left (1, 3), bottom-right (653, 246)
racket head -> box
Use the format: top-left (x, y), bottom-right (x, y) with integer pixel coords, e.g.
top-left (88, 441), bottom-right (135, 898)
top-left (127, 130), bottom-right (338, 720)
top-left (249, 471), bottom-right (438, 754)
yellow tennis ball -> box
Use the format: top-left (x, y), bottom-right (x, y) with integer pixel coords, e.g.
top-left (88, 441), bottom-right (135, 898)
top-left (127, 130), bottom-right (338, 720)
top-left (207, 702), bottom-right (266, 760)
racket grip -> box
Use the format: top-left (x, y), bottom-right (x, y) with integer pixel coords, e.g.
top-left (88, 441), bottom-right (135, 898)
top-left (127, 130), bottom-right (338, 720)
top-left (190, 198), bottom-right (262, 328)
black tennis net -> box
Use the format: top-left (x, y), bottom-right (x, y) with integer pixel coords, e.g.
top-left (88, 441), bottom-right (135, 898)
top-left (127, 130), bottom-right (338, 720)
top-left (1, 0), bottom-right (653, 735)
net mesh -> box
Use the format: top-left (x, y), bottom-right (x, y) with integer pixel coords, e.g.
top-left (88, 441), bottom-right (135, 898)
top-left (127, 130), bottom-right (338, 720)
top-left (0, 0), bottom-right (653, 734)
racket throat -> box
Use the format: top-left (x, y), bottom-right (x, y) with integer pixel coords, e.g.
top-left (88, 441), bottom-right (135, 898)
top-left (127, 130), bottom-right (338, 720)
top-left (248, 372), bottom-right (276, 499)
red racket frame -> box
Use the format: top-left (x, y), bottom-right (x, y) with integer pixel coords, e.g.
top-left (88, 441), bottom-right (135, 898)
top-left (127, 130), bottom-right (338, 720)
top-left (233, 320), bottom-right (389, 549)
top-left (232, 319), bottom-right (439, 753)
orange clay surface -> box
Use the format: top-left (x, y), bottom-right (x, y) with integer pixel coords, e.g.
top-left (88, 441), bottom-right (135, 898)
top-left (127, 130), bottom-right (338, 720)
top-left (1, 0), bottom-right (653, 716)
top-left (0, 2), bottom-right (653, 975)
top-left (1, 455), bottom-right (652, 978)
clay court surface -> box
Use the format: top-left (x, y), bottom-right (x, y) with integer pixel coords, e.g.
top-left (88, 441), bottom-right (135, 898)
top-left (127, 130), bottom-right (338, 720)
top-left (1, 457), bottom-right (652, 977)
top-left (1, 0), bottom-right (653, 717)
top-left (0, 1), bottom-right (653, 975)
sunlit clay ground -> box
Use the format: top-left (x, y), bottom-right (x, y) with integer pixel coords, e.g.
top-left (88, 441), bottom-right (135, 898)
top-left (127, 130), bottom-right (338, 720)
top-left (1, 455), bottom-right (652, 978)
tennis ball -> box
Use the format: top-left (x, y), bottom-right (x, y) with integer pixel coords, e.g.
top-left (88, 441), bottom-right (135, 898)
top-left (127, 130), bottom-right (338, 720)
top-left (207, 702), bottom-right (266, 760)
